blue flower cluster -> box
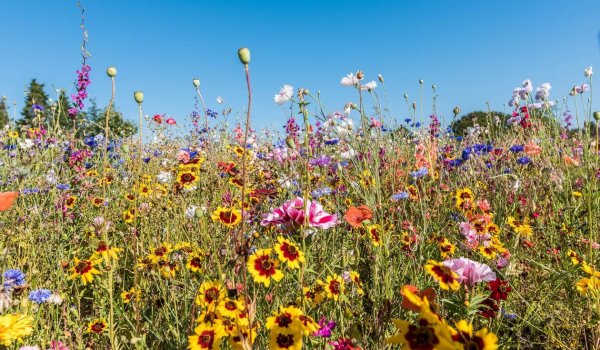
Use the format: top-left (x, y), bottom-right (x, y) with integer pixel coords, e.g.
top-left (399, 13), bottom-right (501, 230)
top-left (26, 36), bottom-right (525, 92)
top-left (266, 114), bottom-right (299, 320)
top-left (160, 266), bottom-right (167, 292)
top-left (3, 269), bottom-right (25, 289)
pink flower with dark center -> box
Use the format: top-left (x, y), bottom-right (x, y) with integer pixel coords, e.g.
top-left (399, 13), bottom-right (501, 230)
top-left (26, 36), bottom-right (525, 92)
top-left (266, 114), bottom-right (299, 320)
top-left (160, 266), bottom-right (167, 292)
top-left (261, 197), bottom-right (338, 230)
top-left (442, 257), bottom-right (496, 287)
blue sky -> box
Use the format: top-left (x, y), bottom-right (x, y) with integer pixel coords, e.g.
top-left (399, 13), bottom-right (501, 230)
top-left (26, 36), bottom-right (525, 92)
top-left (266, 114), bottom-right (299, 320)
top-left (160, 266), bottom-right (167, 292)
top-left (1, 1), bottom-right (599, 131)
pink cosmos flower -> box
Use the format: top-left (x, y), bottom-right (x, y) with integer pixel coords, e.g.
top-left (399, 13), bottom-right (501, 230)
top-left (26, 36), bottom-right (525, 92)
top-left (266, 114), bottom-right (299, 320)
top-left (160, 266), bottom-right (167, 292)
top-left (260, 197), bottom-right (338, 230)
top-left (442, 257), bottom-right (496, 287)
top-left (166, 118), bottom-right (176, 126)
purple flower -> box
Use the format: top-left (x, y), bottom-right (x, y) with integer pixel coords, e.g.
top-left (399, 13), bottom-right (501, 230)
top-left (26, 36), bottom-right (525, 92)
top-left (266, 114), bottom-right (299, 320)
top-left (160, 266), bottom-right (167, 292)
top-left (313, 316), bottom-right (336, 338)
top-left (442, 257), bottom-right (496, 286)
top-left (517, 156), bottom-right (531, 165)
top-left (309, 155), bottom-right (332, 167)
top-left (29, 288), bottom-right (52, 304)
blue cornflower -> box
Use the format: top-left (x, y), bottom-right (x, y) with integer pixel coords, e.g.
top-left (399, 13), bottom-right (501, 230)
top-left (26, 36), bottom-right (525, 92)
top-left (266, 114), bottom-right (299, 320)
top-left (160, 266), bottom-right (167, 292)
top-left (390, 192), bottom-right (409, 201)
top-left (404, 118), bottom-right (412, 124)
top-left (509, 145), bottom-right (524, 153)
top-left (3, 269), bottom-right (26, 289)
top-left (311, 187), bottom-right (332, 199)
top-left (31, 104), bottom-right (44, 112)
top-left (29, 288), bottom-right (53, 304)
top-left (324, 139), bottom-right (339, 145)
top-left (517, 156), bottom-right (531, 165)
top-left (410, 167), bottom-right (429, 179)
top-left (22, 188), bottom-right (40, 195)
top-left (206, 109), bottom-right (218, 118)
top-left (143, 157), bottom-right (151, 163)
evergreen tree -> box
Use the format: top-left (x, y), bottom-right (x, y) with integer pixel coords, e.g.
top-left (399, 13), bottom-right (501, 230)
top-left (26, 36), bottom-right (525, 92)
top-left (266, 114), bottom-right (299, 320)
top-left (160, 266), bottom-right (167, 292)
top-left (82, 99), bottom-right (137, 138)
top-left (0, 97), bottom-right (9, 128)
top-left (19, 79), bottom-right (50, 127)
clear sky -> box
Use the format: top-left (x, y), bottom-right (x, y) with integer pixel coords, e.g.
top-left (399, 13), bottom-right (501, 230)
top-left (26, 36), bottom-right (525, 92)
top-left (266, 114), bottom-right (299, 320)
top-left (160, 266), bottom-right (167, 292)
top-left (1, 1), bottom-right (599, 130)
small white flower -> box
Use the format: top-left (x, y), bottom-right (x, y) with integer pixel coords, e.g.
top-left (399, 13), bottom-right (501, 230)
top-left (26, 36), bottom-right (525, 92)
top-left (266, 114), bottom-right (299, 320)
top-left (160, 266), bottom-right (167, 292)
top-left (360, 80), bottom-right (377, 91)
top-left (274, 85), bottom-right (294, 105)
top-left (584, 66), bottom-right (593, 77)
top-left (340, 73), bottom-right (359, 86)
top-left (18, 346), bottom-right (40, 350)
top-left (216, 96), bottom-right (223, 104)
top-left (19, 139), bottom-right (35, 149)
top-left (157, 171), bottom-right (173, 184)
top-left (185, 205), bottom-right (197, 219)
top-left (46, 293), bottom-right (63, 305)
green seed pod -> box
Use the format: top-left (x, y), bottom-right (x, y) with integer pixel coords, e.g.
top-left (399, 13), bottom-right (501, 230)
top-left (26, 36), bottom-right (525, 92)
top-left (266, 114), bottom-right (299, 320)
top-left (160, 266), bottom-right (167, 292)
top-left (106, 67), bottom-right (117, 78)
top-left (237, 48), bottom-right (251, 65)
top-left (594, 111), bottom-right (600, 122)
top-left (453, 106), bottom-right (461, 116)
top-left (134, 91), bottom-right (144, 104)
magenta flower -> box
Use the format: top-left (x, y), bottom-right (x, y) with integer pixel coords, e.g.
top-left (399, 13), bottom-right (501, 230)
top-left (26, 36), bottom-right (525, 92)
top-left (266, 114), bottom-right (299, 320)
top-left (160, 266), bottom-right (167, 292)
top-left (48, 341), bottom-right (69, 350)
top-left (260, 197), bottom-right (338, 230)
top-left (442, 257), bottom-right (496, 287)
top-left (313, 316), bottom-right (336, 338)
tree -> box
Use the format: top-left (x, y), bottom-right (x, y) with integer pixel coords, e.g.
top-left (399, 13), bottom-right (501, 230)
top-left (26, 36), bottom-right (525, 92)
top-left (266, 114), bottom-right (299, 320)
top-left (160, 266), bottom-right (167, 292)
top-left (82, 99), bottom-right (137, 138)
top-left (0, 98), bottom-right (9, 128)
top-left (450, 111), bottom-right (511, 136)
top-left (19, 79), bottom-right (50, 127)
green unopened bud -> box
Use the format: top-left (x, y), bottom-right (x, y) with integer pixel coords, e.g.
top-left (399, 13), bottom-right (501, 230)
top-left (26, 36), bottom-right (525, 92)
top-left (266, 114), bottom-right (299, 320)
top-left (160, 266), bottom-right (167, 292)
top-left (403, 94), bottom-right (408, 99)
top-left (419, 79), bottom-right (424, 85)
top-left (453, 106), bottom-right (461, 116)
top-left (192, 79), bottom-right (200, 88)
top-left (351, 103), bottom-right (358, 110)
top-left (106, 67), bottom-right (117, 78)
top-left (195, 208), bottom-right (205, 218)
top-left (285, 136), bottom-right (296, 150)
top-left (134, 91), bottom-right (144, 104)
top-left (237, 48), bottom-right (251, 65)
top-left (594, 111), bottom-right (600, 122)
top-left (412, 101), bottom-right (417, 110)
top-left (121, 144), bottom-right (130, 153)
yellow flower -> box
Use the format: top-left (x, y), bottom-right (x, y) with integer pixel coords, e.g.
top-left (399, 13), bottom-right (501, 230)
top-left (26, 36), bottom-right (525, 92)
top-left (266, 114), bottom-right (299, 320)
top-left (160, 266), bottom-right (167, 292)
top-left (450, 319), bottom-right (499, 350)
top-left (302, 279), bottom-right (326, 305)
top-left (268, 330), bottom-right (303, 350)
top-left (87, 318), bottom-right (107, 334)
top-left (349, 271), bottom-right (364, 295)
top-left (387, 298), bottom-right (454, 349)
top-left (195, 281), bottom-right (226, 309)
top-left (93, 241), bottom-right (122, 264)
top-left (211, 206), bottom-right (242, 227)
top-left (455, 188), bottom-right (474, 211)
top-left (148, 242), bottom-right (173, 263)
top-left (186, 253), bottom-right (203, 273)
top-left (325, 274), bottom-right (345, 301)
top-left (366, 224), bottom-right (382, 247)
top-left (188, 323), bottom-right (226, 350)
top-left (439, 238), bottom-right (455, 259)
top-left (217, 298), bottom-right (244, 319)
top-left (0, 313), bottom-right (33, 346)
top-left (69, 257), bottom-right (102, 285)
top-left (576, 276), bottom-right (600, 295)
top-left (121, 288), bottom-right (141, 304)
top-left (65, 196), bottom-right (77, 209)
top-left (247, 249), bottom-right (284, 287)
top-left (424, 260), bottom-right (460, 291)
top-left (274, 236), bottom-right (305, 269)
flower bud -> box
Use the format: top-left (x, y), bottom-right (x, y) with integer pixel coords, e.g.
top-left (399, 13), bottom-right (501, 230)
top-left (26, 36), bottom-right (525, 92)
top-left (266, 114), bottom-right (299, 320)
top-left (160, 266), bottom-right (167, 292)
top-left (378, 74), bottom-right (384, 83)
top-left (594, 111), bottom-right (600, 122)
top-left (403, 94), bottom-right (408, 99)
top-left (192, 79), bottom-right (200, 88)
top-left (237, 48), bottom-right (251, 65)
top-left (432, 84), bottom-right (436, 90)
top-left (106, 67), bottom-right (117, 78)
top-left (419, 79), bottom-right (424, 85)
top-left (134, 91), bottom-right (144, 104)
top-left (285, 136), bottom-right (296, 150)
top-left (356, 70), bottom-right (364, 80)
top-left (412, 101), bottom-right (417, 110)
top-left (453, 106), bottom-right (461, 116)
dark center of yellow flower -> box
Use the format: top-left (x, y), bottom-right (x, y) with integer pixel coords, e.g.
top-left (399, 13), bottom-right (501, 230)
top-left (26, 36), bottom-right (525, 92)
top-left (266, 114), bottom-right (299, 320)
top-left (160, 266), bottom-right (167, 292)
top-left (276, 333), bottom-right (295, 347)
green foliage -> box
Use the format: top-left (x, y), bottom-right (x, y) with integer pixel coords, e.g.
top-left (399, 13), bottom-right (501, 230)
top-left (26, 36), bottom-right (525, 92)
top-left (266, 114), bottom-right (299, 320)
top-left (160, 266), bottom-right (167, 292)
top-left (18, 79), bottom-right (50, 127)
top-left (81, 98), bottom-right (137, 138)
top-left (451, 110), bottom-right (511, 136)
top-left (0, 98), bottom-right (9, 128)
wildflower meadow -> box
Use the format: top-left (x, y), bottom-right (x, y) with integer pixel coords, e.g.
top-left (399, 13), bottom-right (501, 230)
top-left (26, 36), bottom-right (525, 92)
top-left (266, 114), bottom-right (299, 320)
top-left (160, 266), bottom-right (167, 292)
top-left (0, 2), bottom-right (599, 350)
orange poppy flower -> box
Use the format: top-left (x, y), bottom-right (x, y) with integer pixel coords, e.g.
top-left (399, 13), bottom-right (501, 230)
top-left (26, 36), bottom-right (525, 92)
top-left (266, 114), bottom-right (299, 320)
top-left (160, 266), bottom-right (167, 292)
top-left (0, 192), bottom-right (18, 211)
top-left (344, 205), bottom-right (373, 228)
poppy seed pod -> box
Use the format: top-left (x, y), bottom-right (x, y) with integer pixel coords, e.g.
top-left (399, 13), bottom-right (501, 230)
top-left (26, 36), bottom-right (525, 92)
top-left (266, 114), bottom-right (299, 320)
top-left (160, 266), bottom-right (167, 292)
top-left (453, 106), bottom-right (461, 116)
top-left (134, 91), bottom-right (144, 104)
top-left (237, 48), bottom-right (251, 64)
top-left (419, 79), bottom-right (424, 85)
top-left (594, 111), bottom-right (600, 122)
top-left (106, 67), bottom-right (117, 78)
top-left (192, 79), bottom-right (200, 88)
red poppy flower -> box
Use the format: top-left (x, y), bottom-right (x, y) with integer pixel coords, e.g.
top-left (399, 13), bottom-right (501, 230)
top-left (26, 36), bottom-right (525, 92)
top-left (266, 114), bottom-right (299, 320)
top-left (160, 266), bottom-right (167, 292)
top-left (153, 114), bottom-right (163, 124)
top-left (344, 205), bottom-right (373, 228)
